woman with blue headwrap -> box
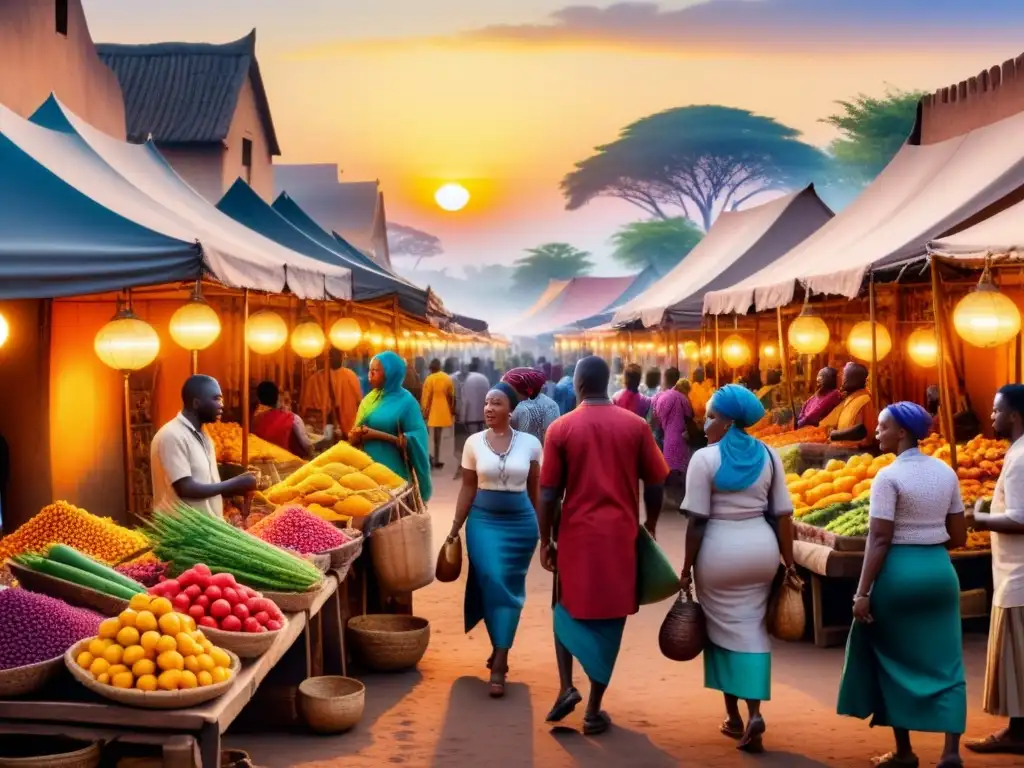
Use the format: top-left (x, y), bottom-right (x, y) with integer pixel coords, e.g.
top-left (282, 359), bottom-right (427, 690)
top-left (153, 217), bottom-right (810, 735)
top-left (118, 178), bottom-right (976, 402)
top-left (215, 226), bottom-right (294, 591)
top-left (838, 401), bottom-right (967, 768)
top-left (349, 351), bottom-right (432, 503)
top-left (679, 384), bottom-right (796, 753)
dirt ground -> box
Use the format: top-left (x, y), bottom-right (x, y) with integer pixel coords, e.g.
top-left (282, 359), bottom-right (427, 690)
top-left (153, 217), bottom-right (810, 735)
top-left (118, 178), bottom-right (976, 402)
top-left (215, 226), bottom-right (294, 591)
top-left (229, 435), bottom-right (1018, 768)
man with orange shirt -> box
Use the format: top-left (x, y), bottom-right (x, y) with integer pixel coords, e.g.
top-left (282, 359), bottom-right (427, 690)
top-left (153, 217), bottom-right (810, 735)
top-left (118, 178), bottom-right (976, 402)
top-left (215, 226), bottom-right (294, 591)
top-left (299, 349), bottom-right (363, 437)
top-left (821, 362), bottom-right (878, 447)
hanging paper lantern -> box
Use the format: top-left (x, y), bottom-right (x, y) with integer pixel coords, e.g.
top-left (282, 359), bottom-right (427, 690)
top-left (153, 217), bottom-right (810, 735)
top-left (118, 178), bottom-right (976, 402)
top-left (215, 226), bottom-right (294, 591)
top-left (906, 326), bottom-right (938, 368)
top-left (953, 273), bottom-right (1022, 348)
top-left (788, 313), bottom-right (830, 355)
top-left (760, 343), bottom-right (778, 361)
top-left (245, 310), bottom-right (288, 355)
top-left (329, 317), bottom-right (362, 351)
top-left (0, 312), bottom-right (8, 349)
top-left (95, 308), bottom-right (160, 371)
top-left (846, 321), bottom-right (892, 362)
top-left (169, 297), bottom-right (221, 352)
top-left (721, 334), bottom-right (751, 368)
top-left (290, 319), bottom-right (326, 359)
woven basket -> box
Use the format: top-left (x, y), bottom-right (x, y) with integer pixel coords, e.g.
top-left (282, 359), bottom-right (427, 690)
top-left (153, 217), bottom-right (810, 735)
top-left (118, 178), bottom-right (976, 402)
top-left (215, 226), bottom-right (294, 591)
top-left (200, 621), bottom-right (285, 659)
top-left (64, 640), bottom-right (239, 709)
top-left (658, 589), bottom-right (706, 662)
top-left (305, 553), bottom-right (331, 573)
top-left (768, 570), bottom-right (806, 642)
top-left (347, 614), bottom-right (430, 672)
top-left (9, 562), bottom-right (129, 617)
top-left (0, 737), bottom-right (100, 768)
top-left (321, 533), bottom-right (364, 580)
top-left (370, 509), bottom-right (434, 593)
top-left (261, 586), bottom-right (320, 613)
top-left (0, 655), bottom-right (64, 698)
top-left (297, 676), bottom-right (365, 733)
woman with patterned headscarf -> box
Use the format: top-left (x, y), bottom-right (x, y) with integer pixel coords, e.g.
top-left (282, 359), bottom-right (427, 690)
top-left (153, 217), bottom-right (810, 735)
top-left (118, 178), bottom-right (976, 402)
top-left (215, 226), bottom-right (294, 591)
top-left (503, 367), bottom-right (559, 444)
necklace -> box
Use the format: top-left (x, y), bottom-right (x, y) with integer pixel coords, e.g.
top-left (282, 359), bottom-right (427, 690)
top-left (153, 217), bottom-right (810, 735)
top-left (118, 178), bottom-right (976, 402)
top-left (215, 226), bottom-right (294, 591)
top-left (483, 429), bottom-right (517, 488)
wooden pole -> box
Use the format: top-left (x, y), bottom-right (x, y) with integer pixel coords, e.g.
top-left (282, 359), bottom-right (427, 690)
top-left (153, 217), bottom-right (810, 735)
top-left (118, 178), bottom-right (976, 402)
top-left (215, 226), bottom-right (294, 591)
top-left (122, 372), bottom-right (134, 522)
top-left (929, 259), bottom-right (958, 470)
top-left (190, 349), bottom-right (198, 376)
top-left (714, 315), bottom-right (720, 388)
top-left (869, 273), bottom-right (880, 415)
top-left (241, 289), bottom-right (250, 469)
top-left (777, 308), bottom-right (798, 430)
top-left (1016, 331), bottom-right (1023, 384)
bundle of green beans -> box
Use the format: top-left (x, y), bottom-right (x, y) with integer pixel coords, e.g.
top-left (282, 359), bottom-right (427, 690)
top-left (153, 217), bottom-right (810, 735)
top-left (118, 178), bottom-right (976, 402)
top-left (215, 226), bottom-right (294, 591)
top-left (146, 504), bottom-right (322, 592)
top-left (13, 544), bottom-right (146, 600)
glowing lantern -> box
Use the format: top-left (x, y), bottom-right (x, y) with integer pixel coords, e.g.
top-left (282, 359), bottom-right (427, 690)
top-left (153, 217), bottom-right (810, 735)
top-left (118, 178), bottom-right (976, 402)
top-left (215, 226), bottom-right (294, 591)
top-left (385, 335), bottom-right (397, 348)
top-left (367, 327), bottom-right (385, 348)
top-left (788, 312), bottom-right (830, 355)
top-left (760, 343), bottom-right (778, 361)
top-left (846, 321), bottom-right (892, 362)
top-left (329, 317), bottom-right (362, 351)
top-left (290, 319), bottom-right (326, 359)
top-left (245, 310), bottom-right (288, 355)
top-left (906, 326), bottom-right (938, 368)
top-left (721, 334), bottom-right (751, 368)
top-left (94, 308), bottom-right (160, 371)
top-left (0, 312), bottom-right (8, 348)
top-left (953, 271), bottom-right (1022, 348)
top-left (169, 296), bottom-right (220, 352)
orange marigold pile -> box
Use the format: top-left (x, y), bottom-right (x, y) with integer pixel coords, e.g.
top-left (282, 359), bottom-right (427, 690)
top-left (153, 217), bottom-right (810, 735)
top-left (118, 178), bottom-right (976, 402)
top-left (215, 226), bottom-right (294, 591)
top-left (0, 501), bottom-right (148, 565)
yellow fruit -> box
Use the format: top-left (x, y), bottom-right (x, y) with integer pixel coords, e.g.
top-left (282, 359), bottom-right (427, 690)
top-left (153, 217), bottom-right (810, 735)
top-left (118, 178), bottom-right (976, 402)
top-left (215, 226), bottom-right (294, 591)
top-left (157, 650), bottom-right (185, 672)
top-left (155, 635), bottom-right (178, 654)
top-left (135, 674), bottom-right (158, 692)
top-left (89, 658), bottom-right (110, 677)
top-left (118, 609), bottom-right (138, 628)
top-left (132, 659), bottom-right (156, 677)
top-left (210, 666), bottom-right (230, 684)
top-left (157, 670), bottom-right (181, 691)
top-left (116, 626), bottom-right (140, 648)
top-left (196, 653), bottom-right (215, 672)
top-left (184, 655), bottom-right (201, 673)
top-left (98, 618), bottom-right (120, 639)
top-left (363, 462), bottom-right (405, 489)
top-left (197, 670), bottom-right (214, 687)
top-left (209, 648), bottom-right (231, 669)
top-left (179, 670), bottom-right (199, 689)
top-left (199, 639), bottom-right (213, 654)
top-left (181, 615), bottom-right (196, 633)
top-left (135, 611), bottom-right (158, 633)
top-left (176, 632), bottom-right (198, 657)
top-left (87, 638), bottom-right (111, 657)
top-left (76, 651), bottom-right (94, 669)
top-left (149, 597), bottom-right (173, 617)
top-left (140, 631), bottom-right (161, 652)
top-left (96, 672), bottom-right (110, 685)
top-left (158, 613), bottom-right (182, 636)
top-left (129, 593), bottom-right (152, 612)
top-left (102, 645), bottom-right (124, 665)
top-left (122, 645), bottom-right (146, 667)
top-left (107, 664), bottom-right (128, 676)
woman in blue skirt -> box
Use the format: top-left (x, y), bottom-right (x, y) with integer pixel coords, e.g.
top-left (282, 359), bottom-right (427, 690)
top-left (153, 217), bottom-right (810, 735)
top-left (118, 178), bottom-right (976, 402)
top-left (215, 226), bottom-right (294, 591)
top-left (838, 402), bottom-right (968, 768)
top-left (447, 381), bottom-right (541, 698)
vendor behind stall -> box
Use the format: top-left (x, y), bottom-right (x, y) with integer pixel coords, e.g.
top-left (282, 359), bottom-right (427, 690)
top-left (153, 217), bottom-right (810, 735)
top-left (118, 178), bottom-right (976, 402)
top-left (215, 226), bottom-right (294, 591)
top-left (820, 363), bottom-right (877, 447)
top-left (253, 381), bottom-right (314, 459)
top-left (689, 367), bottom-right (714, 421)
top-left (926, 385), bottom-right (942, 436)
top-left (299, 350), bottom-right (363, 437)
top-left (798, 367), bottom-right (843, 428)
top-left (755, 369), bottom-right (784, 411)
top-left (151, 375), bottom-right (257, 518)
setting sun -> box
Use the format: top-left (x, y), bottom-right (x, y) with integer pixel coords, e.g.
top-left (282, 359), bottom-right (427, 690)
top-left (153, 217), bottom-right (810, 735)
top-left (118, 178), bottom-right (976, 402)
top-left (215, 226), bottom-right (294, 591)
top-left (435, 182), bottom-right (470, 212)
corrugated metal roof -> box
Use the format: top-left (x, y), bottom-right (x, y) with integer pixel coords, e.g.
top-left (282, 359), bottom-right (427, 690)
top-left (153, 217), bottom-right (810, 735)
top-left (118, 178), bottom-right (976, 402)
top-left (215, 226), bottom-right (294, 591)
top-left (96, 30), bottom-right (280, 155)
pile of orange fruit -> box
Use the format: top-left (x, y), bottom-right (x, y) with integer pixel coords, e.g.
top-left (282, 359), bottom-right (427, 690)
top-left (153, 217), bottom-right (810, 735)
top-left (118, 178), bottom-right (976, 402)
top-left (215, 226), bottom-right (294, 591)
top-left (761, 426), bottom-right (827, 448)
top-left (920, 433), bottom-right (1006, 506)
top-left (788, 453), bottom-right (895, 518)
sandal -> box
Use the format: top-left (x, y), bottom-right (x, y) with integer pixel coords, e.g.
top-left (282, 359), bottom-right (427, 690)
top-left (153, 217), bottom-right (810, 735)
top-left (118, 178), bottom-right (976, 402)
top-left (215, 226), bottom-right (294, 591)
top-left (489, 668), bottom-right (507, 698)
top-left (737, 715), bottom-right (765, 754)
top-left (965, 733), bottom-right (1024, 754)
top-left (545, 687), bottom-right (582, 723)
top-left (870, 752), bottom-right (919, 767)
top-left (720, 719), bottom-right (744, 739)
top-left (583, 711), bottom-right (611, 736)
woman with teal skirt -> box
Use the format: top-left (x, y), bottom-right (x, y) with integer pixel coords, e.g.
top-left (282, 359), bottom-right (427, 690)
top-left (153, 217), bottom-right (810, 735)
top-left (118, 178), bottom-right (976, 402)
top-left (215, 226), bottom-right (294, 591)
top-left (838, 402), bottom-right (967, 768)
top-left (349, 351), bottom-right (433, 503)
top-left (680, 384), bottom-right (796, 753)
top-left (446, 381), bottom-right (541, 697)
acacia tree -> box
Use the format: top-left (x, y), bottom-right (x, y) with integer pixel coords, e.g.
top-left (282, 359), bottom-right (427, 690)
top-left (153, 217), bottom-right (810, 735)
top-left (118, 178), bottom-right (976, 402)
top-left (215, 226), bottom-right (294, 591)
top-left (562, 106), bottom-right (826, 231)
top-left (386, 223), bottom-right (443, 268)
top-left (610, 218), bottom-right (703, 274)
top-left (512, 243), bottom-right (594, 294)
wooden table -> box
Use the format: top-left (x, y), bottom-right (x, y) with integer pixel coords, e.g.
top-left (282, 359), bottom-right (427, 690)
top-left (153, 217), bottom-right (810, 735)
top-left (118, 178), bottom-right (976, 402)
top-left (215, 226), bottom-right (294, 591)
top-left (0, 577), bottom-right (338, 767)
top-left (794, 541), bottom-right (992, 648)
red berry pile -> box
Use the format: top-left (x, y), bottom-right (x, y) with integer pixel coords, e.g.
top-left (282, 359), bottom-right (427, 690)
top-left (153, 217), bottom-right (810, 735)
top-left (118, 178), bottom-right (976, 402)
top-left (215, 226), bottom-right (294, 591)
top-left (248, 505), bottom-right (348, 555)
top-left (148, 564), bottom-right (284, 634)
top-left (0, 588), bottom-right (103, 669)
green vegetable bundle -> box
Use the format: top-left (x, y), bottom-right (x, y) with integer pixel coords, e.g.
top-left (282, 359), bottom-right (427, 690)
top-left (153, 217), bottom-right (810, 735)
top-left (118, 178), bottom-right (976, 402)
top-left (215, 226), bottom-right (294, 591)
top-left (146, 505), bottom-right (322, 592)
top-left (825, 508), bottom-right (870, 537)
top-left (13, 544), bottom-right (147, 600)
top-left (801, 500), bottom-right (866, 528)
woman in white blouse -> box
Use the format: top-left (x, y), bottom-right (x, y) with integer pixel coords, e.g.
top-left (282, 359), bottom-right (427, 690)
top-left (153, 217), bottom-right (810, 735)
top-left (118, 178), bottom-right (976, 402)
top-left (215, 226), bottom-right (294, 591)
top-left (447, 381), bottom-right (541, 698)
top-left (837, 402), bottom-right (967, 768)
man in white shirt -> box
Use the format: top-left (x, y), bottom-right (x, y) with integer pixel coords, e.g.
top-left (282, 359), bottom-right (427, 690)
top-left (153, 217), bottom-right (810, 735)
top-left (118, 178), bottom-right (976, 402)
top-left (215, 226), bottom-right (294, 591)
top-left (454, 359), bottom-right (491, 479)
top-left (151, 375), bottom-right (257, 518)
top-left (968, 384), bottom-right (1024, 756)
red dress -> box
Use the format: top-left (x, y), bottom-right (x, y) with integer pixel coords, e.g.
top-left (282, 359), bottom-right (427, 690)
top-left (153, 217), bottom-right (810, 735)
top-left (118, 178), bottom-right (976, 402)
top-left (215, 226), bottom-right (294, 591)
top-left (541, 403), bottom-right (669, 620)
top-left (252, 409), bottom-right (304, 457)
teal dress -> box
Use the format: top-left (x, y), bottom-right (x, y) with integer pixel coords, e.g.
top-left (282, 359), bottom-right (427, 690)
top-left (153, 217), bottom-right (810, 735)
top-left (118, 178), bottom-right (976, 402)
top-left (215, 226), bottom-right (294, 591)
top-left (355, 351), bottom-right (433, 502)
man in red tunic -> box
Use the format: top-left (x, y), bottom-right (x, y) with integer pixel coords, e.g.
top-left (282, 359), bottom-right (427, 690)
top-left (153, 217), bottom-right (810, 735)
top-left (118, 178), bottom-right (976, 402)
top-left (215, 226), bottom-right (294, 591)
top-left (252, 381), bottom-right (314, 459)
top-left (539, 356), bottom-right (668, 735)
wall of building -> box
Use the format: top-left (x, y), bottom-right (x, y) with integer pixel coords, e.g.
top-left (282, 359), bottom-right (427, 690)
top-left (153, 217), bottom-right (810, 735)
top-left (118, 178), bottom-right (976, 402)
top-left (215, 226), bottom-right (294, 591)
top-left (222, 76), bottom-right (275, 202)
top-left (0, 0), bottom-right (125, 139)
top-left (157, 144), bottom-right (226, 204)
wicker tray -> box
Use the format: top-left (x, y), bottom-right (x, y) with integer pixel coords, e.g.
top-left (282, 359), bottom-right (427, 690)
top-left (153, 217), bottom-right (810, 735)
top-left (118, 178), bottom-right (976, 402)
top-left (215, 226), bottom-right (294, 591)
top-left (794, 521), bottom-right (865, 552)
top-left (0, 655), bottom-right (65, 698)
top-left (201, 621), bottom-right (286, 659)
top-left (261, 586), bottom-right (321, 613)
top-left (8, 562), bottom-right (130, 616)
top-left (64, 640), bottom-right (239, 709)
top-left (322, 533), bottom-right (364, 580)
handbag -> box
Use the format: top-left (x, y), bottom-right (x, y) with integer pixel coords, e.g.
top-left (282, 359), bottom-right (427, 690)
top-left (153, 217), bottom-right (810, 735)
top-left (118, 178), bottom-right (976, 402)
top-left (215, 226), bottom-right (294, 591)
top-left (658, 586), bottom-right (706, 661)
top-left (435, 534), bottom-right (463, 583)
top-left (760, 442), bottom-right (807, 639)
top-left (636, 526), bottom-right (681, 605)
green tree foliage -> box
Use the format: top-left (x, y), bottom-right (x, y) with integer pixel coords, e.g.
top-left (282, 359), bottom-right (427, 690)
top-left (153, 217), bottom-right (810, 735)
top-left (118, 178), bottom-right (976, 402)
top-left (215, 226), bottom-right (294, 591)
top-left (512, 243), bottom-right (594, 294)
top-left (610, 217), bottom-right (704, 273)
top-left (562, 106), bottom-right (825, 231)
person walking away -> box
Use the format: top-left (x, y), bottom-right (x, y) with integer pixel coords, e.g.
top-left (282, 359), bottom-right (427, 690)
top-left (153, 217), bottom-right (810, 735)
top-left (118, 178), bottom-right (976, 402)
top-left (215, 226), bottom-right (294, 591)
top-left (151, 375), bottom-right (257, 517)
top-left (966, 385), bottom-right (1024, 757)
top-left (837, 402), bottom-right (966, 768)
top-left (503, 367), bottom-right (556, 444)
top-left (252, 381), bottom-right (314, 459)
top-left (349, 352), bottom-right (433, 502)
top-left (553, 363), bottom-right (577, 415)
top-left (299, 349), bottom-right (364, 437)
top-left (446, 382), bottom-right (541, 697)
top-left (820, 362), bottom-right (877, 447)
top-left (797, 367), bottom-right (843, 429)
top-left (654, 369), bottom-right (693, 507)
top-left (455, 360), bottom-right (491, 480)
top-left (641, 367), bottom-right (662, 397)
top-left (679, 384), bottom-right (795, 753)
top-left (422, 359), bottom-right (455, 469)
top-left (539, 356), bottom-right (668, 735)
top-left (612, 364), bottom-right (652, 418)
top-left (689, 367), bottom-right (714, 421)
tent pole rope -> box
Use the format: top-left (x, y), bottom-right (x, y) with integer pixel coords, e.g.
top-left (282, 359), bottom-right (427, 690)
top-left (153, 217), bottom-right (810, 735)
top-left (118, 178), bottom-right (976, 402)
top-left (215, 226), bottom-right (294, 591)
top-left (869, 272), bottom-right (879, 415)
top-left (929, 259), bottom-right (958, 471)
top-left (777, 307), bottom-right (797, 431)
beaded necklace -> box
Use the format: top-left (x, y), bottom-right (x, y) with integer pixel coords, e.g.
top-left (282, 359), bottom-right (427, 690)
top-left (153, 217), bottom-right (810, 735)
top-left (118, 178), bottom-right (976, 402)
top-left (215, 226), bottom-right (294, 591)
top-left (483, 428), bottom-right (518, 488)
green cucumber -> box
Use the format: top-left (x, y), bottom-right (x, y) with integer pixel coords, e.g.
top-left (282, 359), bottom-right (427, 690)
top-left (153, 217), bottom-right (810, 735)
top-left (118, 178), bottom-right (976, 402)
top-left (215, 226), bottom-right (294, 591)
top-left (22, 557), bottom-right (140, 599)
top-left (45, 544), bottom-right (145, 594)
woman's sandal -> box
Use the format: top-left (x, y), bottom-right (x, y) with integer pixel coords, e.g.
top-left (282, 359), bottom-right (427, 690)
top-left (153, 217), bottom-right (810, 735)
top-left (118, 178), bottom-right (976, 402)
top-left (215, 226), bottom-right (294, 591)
top-left (965, 733), bottom-right (1024, 754)
top-left (545, 687), bottom-right (582, 722)
top-left (489, 668), bottom-right (507, 698)
top-left (870, 752), bottom-right (919, 767)
top-left (737, 716), bottom-right (765, 753)
top-left (720, 719), bottom-right (745, 739)
top-left (582, 711), bottom-right (611, 736)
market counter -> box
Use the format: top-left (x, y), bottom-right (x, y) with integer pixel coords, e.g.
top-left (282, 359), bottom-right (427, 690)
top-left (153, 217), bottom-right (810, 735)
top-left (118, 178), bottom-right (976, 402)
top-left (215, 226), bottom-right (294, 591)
top-left (0, 576), bottom-right (339, 767)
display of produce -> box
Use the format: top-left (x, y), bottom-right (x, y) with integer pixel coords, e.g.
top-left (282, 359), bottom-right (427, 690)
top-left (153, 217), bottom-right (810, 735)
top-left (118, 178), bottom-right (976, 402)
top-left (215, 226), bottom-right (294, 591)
top-left (248, 506), bottom-right (352, 555)
top-left (789, 453), bottom-right (889, 517)
top-left (74, 592), bottom-right (233, 690)
top-left (149, 564), bottom-right (285, 633)
top-left (205, 421), bottom-right (303, 465)
top-left (920, 433), bottom-right (1005, 506)
top-left (824, 506), bottom-right (870, 537)
top-left (116, 552), bottom-right (169, 588)
top-left (958, 530), bottom-right (991, 551)
top-left (146, 505), bottom-right (323, 593)
top-left (0, 501), bottom-right (149, 566)
top-left (0, 589), bottom-right (103, 670)
top-left (12, 545), bottom-right (147, 600)
top-left (761, 426), bottom-right (827, 448)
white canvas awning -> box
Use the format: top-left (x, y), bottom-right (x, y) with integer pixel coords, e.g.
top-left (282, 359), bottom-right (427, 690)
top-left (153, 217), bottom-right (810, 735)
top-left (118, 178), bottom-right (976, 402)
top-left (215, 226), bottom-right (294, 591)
top-left (929, 194), bottom-right (1024, 259)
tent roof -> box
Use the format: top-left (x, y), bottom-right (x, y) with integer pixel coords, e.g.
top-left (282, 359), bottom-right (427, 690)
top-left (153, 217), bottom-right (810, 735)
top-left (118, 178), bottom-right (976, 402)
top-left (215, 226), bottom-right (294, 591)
top-left (564, 265), bottom-right (665, 331)
top-left (512, 281), bottom-right (571, 328)
top-left (97, 30), bottom-right (281, 155)
top-left (615, 186), bottom-right (832, 327)
top-left (704, 108), bottom-right (1024, 315)
top-left (528, 276), bottom-right (636, 336)
top-left (929, 193), bottom-right (1024, 258)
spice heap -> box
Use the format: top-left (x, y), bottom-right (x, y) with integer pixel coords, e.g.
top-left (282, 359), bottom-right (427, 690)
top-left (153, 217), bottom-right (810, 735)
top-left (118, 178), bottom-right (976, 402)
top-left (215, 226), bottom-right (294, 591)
top-left (149, 564), bottom-right (284, 633)
top-left (116, 552), bottom-right (168, 587)
top-left (0, 501), bottom-right (148, 565)
top-left (0, 589), bottom-right (102, 669)
top-left (249, 506), bottom-right (350, 555)
top-left (205, 422), bottom-right (302, 465)
top-left (760, 426), bottom-right (827, 448)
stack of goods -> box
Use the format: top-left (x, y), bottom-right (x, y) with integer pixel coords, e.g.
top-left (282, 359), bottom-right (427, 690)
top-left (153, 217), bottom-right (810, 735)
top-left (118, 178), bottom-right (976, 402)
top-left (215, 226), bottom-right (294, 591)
top-left (921, 433), bottom-right (1006, 507)
top-left (761, 426), bottom-right (827, 449)
top-left (146, 505), bottom-right (323, 593)
top-left (116, 552), bottom-right (169, 588)
top-left (260, 442), bottom-right (406, 523)
top-left (789, 454), bottom-right (892, 519)
top-left (11, 545), bottom-right (147, 600)
top-left (248, 506), bottom-right (353, 556)
top-left (957, 530), bottom-right (992, 552)
top-left (73, 593), bottom-right (234, 691)
top-left (0, 589), bottom-right (102, 669)
top-left (205, 422), bottom-right (302, 465)
top-left (798, 497), bottom-right (870, 537)
top-left (0, 501), bottom-right (149, 566)
top-left (750, 424), bottom-right (789, 439)
top-left (149, 565), bottom-right (285, 633)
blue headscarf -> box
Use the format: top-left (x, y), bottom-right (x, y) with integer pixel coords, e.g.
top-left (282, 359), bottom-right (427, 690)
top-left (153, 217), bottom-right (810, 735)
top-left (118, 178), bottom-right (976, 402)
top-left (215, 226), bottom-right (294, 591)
top-left (710, 384), bottom-right (768, 492)
top-left (885, 401), bottom-right (933, 442)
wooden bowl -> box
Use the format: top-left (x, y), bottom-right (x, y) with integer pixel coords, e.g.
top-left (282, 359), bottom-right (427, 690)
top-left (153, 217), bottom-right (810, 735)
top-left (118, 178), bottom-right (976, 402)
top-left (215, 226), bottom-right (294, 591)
top-left (0, 655), bottom-right (65, 698)
top-left (200, 621), bottom-right (286, 659)
top-left (321, 533), bottom-right (364, 578)
top-left (8, 563), bottom-right (129, 617)
top-left (297, 676), bottom-right (365, 734)
top-left (347, 615), bottom-right (430, 672)
top-left (64, 640), bottom-right (239, 710)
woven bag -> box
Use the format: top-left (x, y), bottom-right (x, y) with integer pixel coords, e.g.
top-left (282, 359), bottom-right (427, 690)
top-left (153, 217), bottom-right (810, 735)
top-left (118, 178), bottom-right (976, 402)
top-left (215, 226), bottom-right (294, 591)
top-left (435, 535), bottom-right (463, 583)
top-left (768, 569), bottom-right (806, 642)
top-left (658, 587), bottom-right (706, 662)
top-left (371, 506), bottom-right (435, 593)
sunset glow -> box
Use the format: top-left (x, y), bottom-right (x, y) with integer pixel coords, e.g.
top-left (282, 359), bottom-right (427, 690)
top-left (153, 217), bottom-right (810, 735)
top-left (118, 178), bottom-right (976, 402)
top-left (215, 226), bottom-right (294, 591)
top-left (435, 182), bottom-right (470, 212)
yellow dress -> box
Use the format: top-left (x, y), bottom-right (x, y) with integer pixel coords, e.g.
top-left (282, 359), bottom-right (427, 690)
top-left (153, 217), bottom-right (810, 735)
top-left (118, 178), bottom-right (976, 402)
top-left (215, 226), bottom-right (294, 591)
top-left (690, 381), bottom-right (714, 420)
top-left (820, 389), bottom-right (877, 445)
top-left (421, 372), bottom-right (455, 428)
